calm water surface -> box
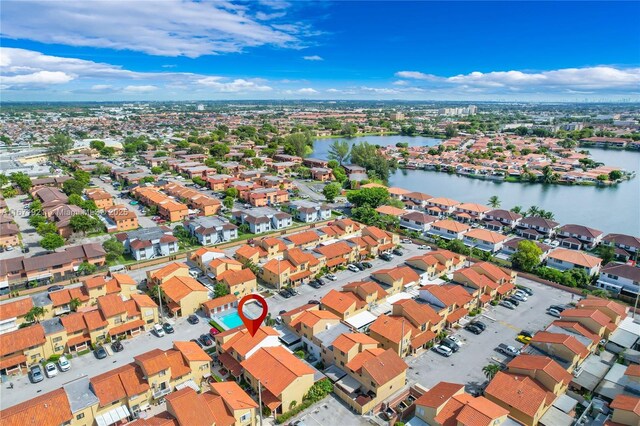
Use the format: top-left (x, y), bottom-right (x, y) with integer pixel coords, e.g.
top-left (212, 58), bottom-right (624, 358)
top-left (313, 136), bottom-right (640, 235)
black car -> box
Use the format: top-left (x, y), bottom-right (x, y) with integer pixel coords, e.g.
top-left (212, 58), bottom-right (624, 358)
top-left (354, 262), bottom-right (365, 271)
top-left (464, 324), bottom-right (483, 335)
top-left (308, 299), bottom-right (321, 305)
top-left (392, 248), bottom-right (403, 256)
top-left (279, 290), bottom-right (292, 298)
top-left (187, 315), bottom-right (200, 324)
top-left (191, 338), bottom-right (204, 348)
top-left (22, 247), bottom-right (30, 253)
top-left (440, 338), bottom-right (460, 352)
top-left (309, 281), bottom-right (321, 289)
top-left (94, 345), bottom-right (108, 359)
top-left (111, 340), bottom-right (124, 352)
top-left (362, 262), bottom-right (373, 269)
top-left (285, 288), bottom-right (297, 296)
top-left (162, 323), bottom-right (175, 334)
top-left (47, 285), bottom-right (64, 293)
top-left (199, 334), bottom-right (213, 346)
top-left (315, 277), bottom-right (326, 286)
top-left (517, 285), bottom-right (534, 296)
top-left (29, 365), bottom-right (44, 383)
top-left (506, 297), bottom-right (520, 306)
top-left (549, 304), bottom-right (566, 312)
top-left (380, 253), bottom-right (392, 261)
top-left (279, 310), bottom-right (287, 315)
top-left (471, 321), bottom-right (487, 331)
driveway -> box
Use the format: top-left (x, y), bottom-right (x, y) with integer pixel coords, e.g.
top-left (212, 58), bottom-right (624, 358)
top-left (405, 276), bottom-right (576, 392)
top-left (1, 195), bottom-right (46, 260)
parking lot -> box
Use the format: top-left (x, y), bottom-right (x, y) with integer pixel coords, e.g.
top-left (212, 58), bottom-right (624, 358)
top-left (405, 276), bottom-right (576, 392)
top-left (89, 177), bottom-right (156, 229)
top-left (0, 195), bottom-right (46, 261)
top-left (286, 393), bottom-right (370, 426)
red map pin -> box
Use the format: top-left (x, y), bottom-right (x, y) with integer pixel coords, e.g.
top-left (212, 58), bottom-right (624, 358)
top-left (237, 294), bottom-right (269, 337)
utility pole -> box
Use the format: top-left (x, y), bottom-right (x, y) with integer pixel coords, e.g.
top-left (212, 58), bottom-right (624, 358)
top-left (157, 284), bottom-right (163, 321)
top-left (400, 318), bottom-right (405, 357)
top-left (258, 379), bottom-right (264, 426)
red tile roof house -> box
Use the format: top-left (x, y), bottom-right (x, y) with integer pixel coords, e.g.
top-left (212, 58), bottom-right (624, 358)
top-left (546, 248), bottom-right (602, 276)
top-left (557, 224), bottom-right (604, 250)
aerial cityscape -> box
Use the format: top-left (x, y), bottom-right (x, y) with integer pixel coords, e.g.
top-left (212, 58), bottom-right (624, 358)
top-left (0, 2), bottom-right (639, 426)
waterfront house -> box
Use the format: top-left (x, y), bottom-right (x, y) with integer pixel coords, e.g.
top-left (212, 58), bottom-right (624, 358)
top-left (517, 217), bottom-right (559, 240)
top-left (484, 209), bottom-right (523, 229)
top-left (557, 224), bottom-right (604, 249)
top-left (546, 248), bottom-right (602, 275)
top-left (426, 197), bottom-right (460, 217)
top-left (399, 211), bottom-right (438, 233)
top-left (601, 233), bottom-right (640, 261)
top-left (453, 203), bottom-right (491, 222)
top-left (597, 263), bottom-right (640, 296)
top-left (403, 191), bottom-right (433, 210)
top-left (501, 237), bottom-right (552, 261)
top-left (427, 219), bottom-right (470, 240)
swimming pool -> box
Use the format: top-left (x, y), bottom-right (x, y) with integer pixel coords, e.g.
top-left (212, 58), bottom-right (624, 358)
top-left (218, 311), bottom-right (243, 329)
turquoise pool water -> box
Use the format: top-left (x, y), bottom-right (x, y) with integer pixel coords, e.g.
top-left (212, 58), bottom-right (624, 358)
top-left (218, 311), bottom-right (243, 329)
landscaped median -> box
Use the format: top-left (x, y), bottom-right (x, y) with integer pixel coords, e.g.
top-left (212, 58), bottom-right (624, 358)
top-left (275, 379), bottom-right (334, 424)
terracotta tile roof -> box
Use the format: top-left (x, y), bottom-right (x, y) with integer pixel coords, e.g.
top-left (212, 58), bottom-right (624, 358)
top-left (550, 321), bottom-right (600, 344)
top-left (221, 326), bottom-right (279, 358)
top-left (235, 244), bottom-right (261, 260)
top-left (507, 354), bottom-right (572, 385)
top-left (610, 394), bottom-right (640, 415)
top-left (218, 352), bottom-right (243, 377)
top-left (0, 353), bottom-right (27, 370)
top-left (376, 205), bottom-right (406, 216)
top-left (173, 340), bottom-right (211, 362)
top-left (432, 219), bottom-right (470, 233)
top-left (210, 381), bottom-right (258, 411)
top-left (531, 331), bottom-right (589, 358)
top-left (97, 293), bottom-right (126, 318)
top-left (576, 298), bottom-right (627, 319)
top-left (560, 308), bottom-right (611, 327)
top-left (314, 241), bottom-right (352, 258)
top-left (90, 363), bottom-right (149, 406)
top-left (484, 372), bottom-right (552, 417)
top-left (548, 248), bottom-right (602, 268)
top-left (161, 275), bottom-right (207, 302)
top-left (83, 309), bottom-right (108, 330)
top-left (415, 381), bottom-right (464, 408)
top-left (280, 303), bottom-right (318, 318)
top-left (127, 411), bottom-right (179, 426)
top-left (135, 348), bottom-right (171, 376)
top-left (217, 268), bottom-right (256, 287)
top-left (131, 293), bottom-right (158, 309)
top-left (0, 324), bottom-right (45, 357)
top-left (625, 364), bottom-right (640, 378)
top-left (372, 266), bottom-right (420, 285)
top-left (0, 388), bottom-right (72, 426)
top-left (320, 289), bottom-right (360, 314)
top-left (285, 230), bottom-right (320, 246)
top-left (84, 275), bottom-right (107, 289)
top-left (203, 392), bottom-right (236, 426)
top-left (393, 298), bottom-right (441, 326)
top-left (369, 315), bottom-right (412, 344)
top-left (456, 396), bottom-right (509, 426)
top-left (240, 346), bottom-right (314, 397)
top-left (111, 273), bottom-right (136, 286)
top-left (0, 298), bottom-right (33, 320)
top-left (357, 348), bottom-right (407, 386)
top-left (455, 268), bottom-right (499, 290)
top-left (420, 284), bottom-right (473, 308)
top-left (166, 387), bottom-right (217, 425)
top-left (164, 349), bottom-right (191, 379)
top-left (109, 319), bottom-right (145, 336)
top-left (150, 262), bottom-right (189, 281)
top-left (202, 294), bottom-right (237, 311)
top-left (464, 228), bottom-right (508, 244)
top-left (289, 310), bottom-right (340, 330)
top-left (332, 333), bottom-right (379, 354)
top-left (262, 259), bottom-right (293, 276)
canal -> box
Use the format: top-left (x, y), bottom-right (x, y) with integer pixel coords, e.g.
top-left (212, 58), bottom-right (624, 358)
top-left (312, 136), bottom-right (640, 236)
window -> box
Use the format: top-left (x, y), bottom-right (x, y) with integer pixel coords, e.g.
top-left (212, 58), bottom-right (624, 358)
top-left (53, 336), bottom-right (63, 343)
top-left (159, 370), bottom-right (167, 377)
top-left (240, 413), bottom-right (250, 422)
top-left (76, 413), bottom-right (85, 420)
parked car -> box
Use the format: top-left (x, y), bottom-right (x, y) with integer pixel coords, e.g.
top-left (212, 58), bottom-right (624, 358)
top-left (209, 327), bottom-right (220, 338)
top-left (547, 308), bottom-right (562, 318)
top-left (392, 248), bottom-right (403, 256)
top-left (29, 365), bottom-right (44, 383)
top-left (308, 300), bottom-right (321, 305)
top-left (153, 323), bottom-right (165, 337)
top-left (362, 262), bottom-right (373, 269)
top-left (354, 262), bottom-right (365, 271)
top-left (447, 335), bottom-right (462, 346)
top-left (464, 324), bottom-right (483, 335)
top-left (199, 334), bottom-right (213, 346)
top-left (379, 253), bottom-right (392, 261)
top-left (325, 274), bottom-right (337, 281)
top-left (187, 315), bottom-right (200, 324)
top-left (94, 345), bottom-right (108, 359)
top-left (191, 338), bottom-right (204, 348)
top-left (286, 287), bottom-right (298, 296)
top-left (505, 297), bottom-right (520, 306)
top-left (279, 290), bottom-right (292, 298)
top-left (315, 277), bottom-right (326, 286)
top-left (470, 321), bottom-right (487, 331)
top-left (549, 304), bottom-right (566, 312)
top-left (516, 334), bottom-right (532, 344)
top-left (516, 285), bottom-right (534, 296)
top-left (44, 362), bottom-right (58, 378)
top-left (497, 343), bottom-right (521, 357)
top-left (418, 245), bottom-right (431, 250)
top-left (441, 338), bottom-right (460, 352)
top-left (433, 345), bottom-right (453, 357)
top-left (22, 246), bottom-right (30, 253)
top-left (57, 355), bottom-right (71, 372)
top-left (519, 330), bottom-right (534, 339)
top-left (512, 293), bottom-right (528, 302)
top-left (47, 285), bottom-right (64, 293)
top-left (309, 281), bottom-right (321, 289)
top-left (279, 310), bottom-right (287, 315)
top-left (162, 323), bottom-right (175, 334)
top-left (347, 264), bottom-right (360, 272)
top-left (111, 340), bottom-right (124, 352)
top-left (401, 238), bottom-right (412, 243)
top-left (499, 300), bottom-right (515, 309)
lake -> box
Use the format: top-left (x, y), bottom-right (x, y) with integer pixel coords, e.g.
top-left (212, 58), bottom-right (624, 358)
top-left (312, 135), bottom-right (640, 236)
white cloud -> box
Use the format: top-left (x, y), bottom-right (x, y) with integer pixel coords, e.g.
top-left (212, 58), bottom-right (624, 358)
top-left (392, 80), bottom-right (409, 86)
top-left (0, 0), bottom-right (309, 58)
top-left (297, 87), bottom-right (318, 94)
top-left (197, 77), bottom-right (272, 92)
top-left (123, 85), bottom-right (157, 93)
top-left (360, 86), bottom-right (399, 95)
top-left (303, 55), bottom-right (323, 61)
top-left (1, 70), bottom-right (73, 86)
top-left (395, 66), bottom-right (640, 93)
top-left (91, 84), bottom-right (112, 91)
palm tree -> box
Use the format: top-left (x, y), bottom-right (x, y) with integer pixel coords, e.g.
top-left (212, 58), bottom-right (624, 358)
top-left (539, 210), bottom-right (555, 220)
top-left (69, 297), bottom-right (82, 312)
top-left (527, 205), bottom-right (541, 217)
top-left (510, 206), bottom-right (523, 215)
top-left (25, 306), bottom-right (47, 323)
top-left (488, 196), bottom-right (501, 208)
top-left (482, 364), bottom-right (501, 380)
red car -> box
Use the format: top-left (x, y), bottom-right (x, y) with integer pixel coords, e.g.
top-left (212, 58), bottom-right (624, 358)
top-left (209, 327), bottom-right (220, 338)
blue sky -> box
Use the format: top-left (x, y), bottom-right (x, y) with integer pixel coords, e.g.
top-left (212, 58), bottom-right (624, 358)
top-left (1, 1), bottom-right (639, 101)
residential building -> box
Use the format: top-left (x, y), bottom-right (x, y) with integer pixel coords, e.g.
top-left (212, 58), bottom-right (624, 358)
top-left (284, 200), bottom-right (331, 223)
top-left (184, 216), bottom-right (238, 245)
top-left (231, 207), bottom-right (293, 234)
top-left (320, 289), bottom-right (366, 320)
top-left (426, 197), bottom-right (460, 216)
top-left (516, 217), bottom-right (559, 240)
top-left (546, 248), bottom-right (602, 275)
top-left (85, 188), bottom-right (114, 209)
top-left (160, 276), bottom-right (209, 317)
top-left (399, 211), bottom-right (437, 233)
top-left (557, 224), bottom-right (604, 249)
top-left (105, 205), bottom-right (138, 232)
top-left (0, 223), bottom-right (19, 247)
top-left (484, 209), bottom-right (523, 228)
top-left (118, 227), bottom-right (179, 261)
top-left (462, 228), bottom-right (509, 252)
top-left (597, 263), bottom-right (640, 296)
top-left (371, 266), bottom-right (421, 294)
top-left (217, 268), bottom-right (257, 299)
top-left (427, 219), bottom-right (470, 240)
top-left (602, 233), bottom-right (640, 261)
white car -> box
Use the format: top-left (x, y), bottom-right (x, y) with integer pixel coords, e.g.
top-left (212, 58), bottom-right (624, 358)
top-left (512, 293), bottom-right (528, 302)
top-left (547, 308), bottom-right (561, 318)
top-left (433, 345), bottom-right (453, 357)
top-left (401, 238), bottom-right (412, 244)
top-left (447, 335), bottom-right (462, 346)
top-left (57, 355), bottom-right (71, 372)
top-left (44, 362), bottom-right (58, 378)
top-left (347, 264), bottom-right (360, 272)
top-left (418, 245), bottom-right (431, 250)
top-left (153, 323), bottom-right (165, 337)
top-left (325, 274), bottom-right (337, 281)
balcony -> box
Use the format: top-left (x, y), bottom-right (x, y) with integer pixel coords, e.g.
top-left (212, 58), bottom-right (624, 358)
top-left (152, 387), bottom-right (171, 399)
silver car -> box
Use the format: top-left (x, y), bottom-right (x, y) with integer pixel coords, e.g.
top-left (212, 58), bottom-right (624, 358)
top-left (433, 345), bottom-right (453, 357)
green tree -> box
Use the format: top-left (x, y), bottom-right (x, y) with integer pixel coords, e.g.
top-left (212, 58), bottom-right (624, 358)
top-left (25, 306), bottom-right (48, 323)
top-left (351, 205), bottom-right (380, 225)
top-left (327, 140), bottom-right (350, 165)
top-left (340, 122), bottom-right (358, 137)
top-left (214, 283), bottom-right (229, 298)
top-left (68, 194), bottom-right (83, 206)
top-left (41, 233), bottom-right (65, 250)
top-left (445, 124), bottom-right (458, 138)
top-left (63, 179), bottom-right (85, 196)
top-left (70, 214), bottom-right (99, 235)
top-left (223, 196), bottom-right (235, 209)
top-left (69, 297), bottom-right (82, 311)
top-left (322, 183), bottom-right (341, 203)
top-left (608, 170), bottom-right (623, 180)
top-left (225, 187), bottom-right (239, 199)
top-left (527, 205), bottom-right (541, 217)
top-left (89, 140), bottom-right (105, 150)
top-left (510, 206), bottom-right (523, 215)
top-left (77, 261), bottom-right (97, 276)
top-left (28, 214), bottom-right (46, 228)
top-left (47, 132), bottom-right (74, 158)
top-left (36, 222), bottom-right (58, 236)
top-left (347, 187), bottom-right (389, 208)
top-left (284, 132), bottom-right (313, 157)
top-left (511, 240), bottom-right (543, 272)
top-left (103, 237), bottom-right (125, 262)
top-left (9, 172), bottom-right (32, 193)
top-left (488, 195), bottom-right (501, 208)
top-left (210, 143), bottom-right (230, 158)
top-left (542, 165), bottom-right (559, 184)
top-left (595, 245), bottom-right (615, 265)
top-left (482, 364), bottom-right (500, 380)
